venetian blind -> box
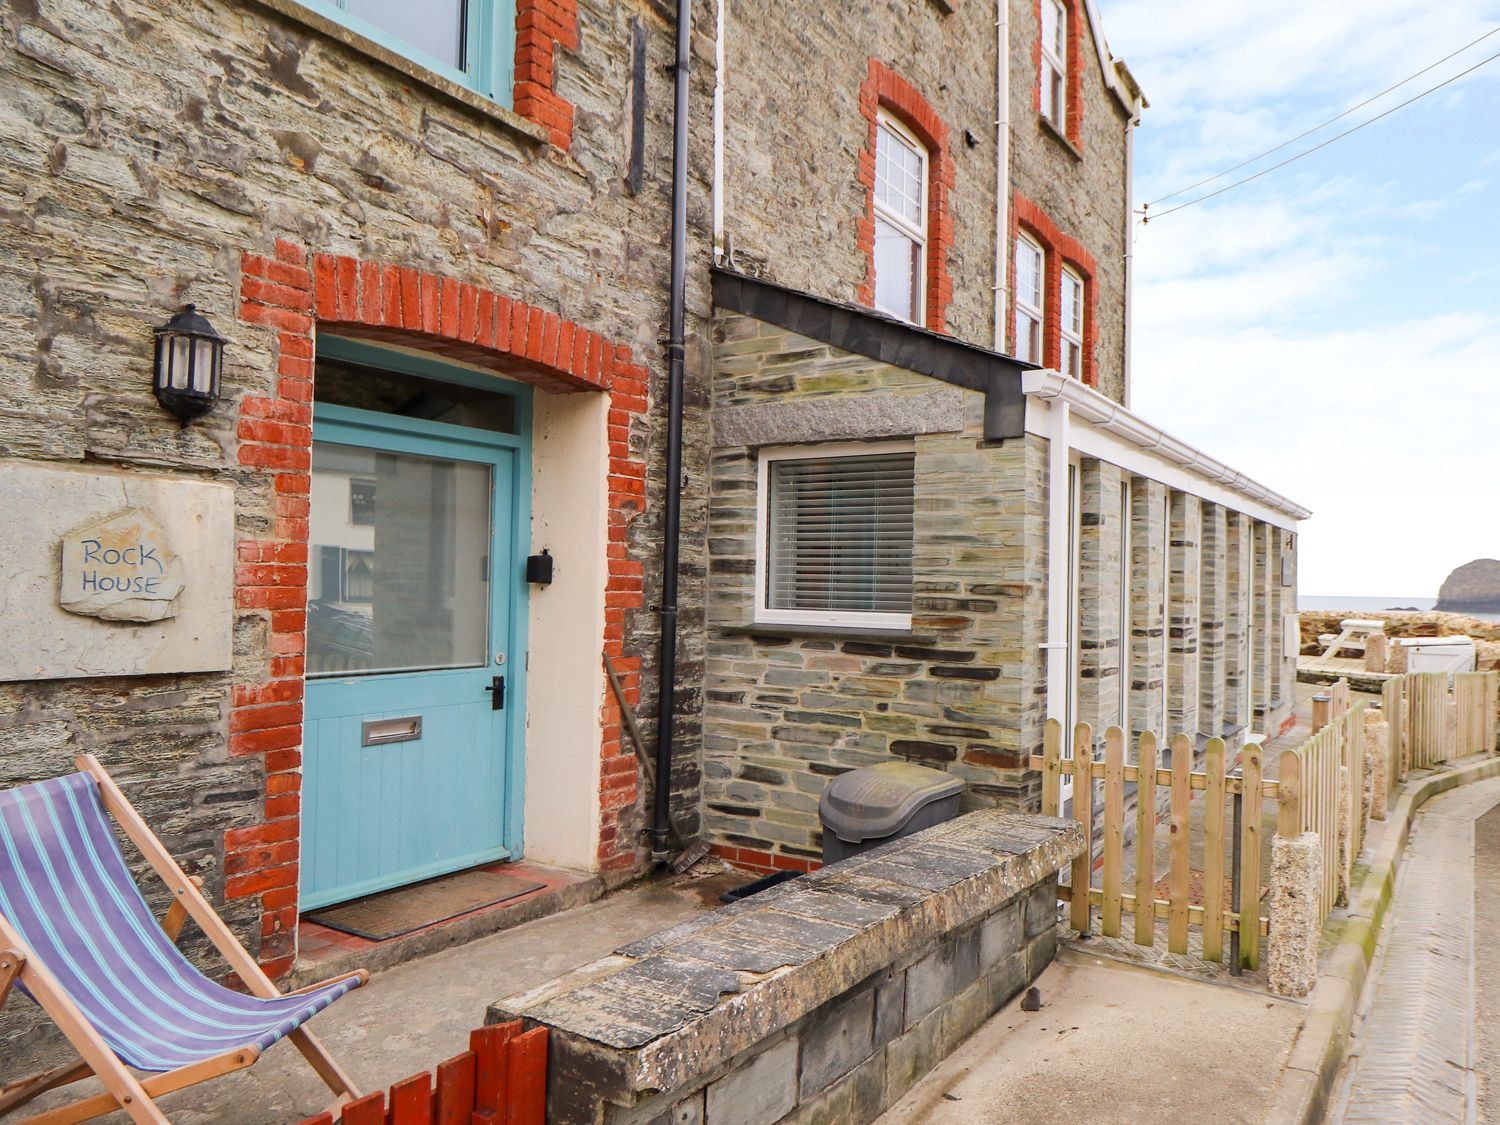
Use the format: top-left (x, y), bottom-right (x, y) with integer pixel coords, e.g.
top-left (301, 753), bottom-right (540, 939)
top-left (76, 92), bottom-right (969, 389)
top-left (766, 452), bottom-right (915, 616)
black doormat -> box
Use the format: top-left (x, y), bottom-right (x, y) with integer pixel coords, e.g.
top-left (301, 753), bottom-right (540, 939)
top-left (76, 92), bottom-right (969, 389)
top-left (304, 868), bottom-right (545, 941)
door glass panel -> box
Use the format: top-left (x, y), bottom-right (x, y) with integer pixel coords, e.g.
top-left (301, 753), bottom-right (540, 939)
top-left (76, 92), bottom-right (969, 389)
top-left (308, 442), bottom-right (491, 677)
top-left (314, 357), bottom-right (517, 435)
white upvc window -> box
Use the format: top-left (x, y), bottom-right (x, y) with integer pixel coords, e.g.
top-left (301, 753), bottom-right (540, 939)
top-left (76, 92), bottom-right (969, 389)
top-left (1014, 234), bottom-right (1044, 364)
top-left (1060, 266), bottom-right (1084, 378)
top-left (756, 441), bottom-right (916, 629)
top-left (1040, 0), bottom-right (1067, 126)
top-left (872, 113), bottom-right (929, 325)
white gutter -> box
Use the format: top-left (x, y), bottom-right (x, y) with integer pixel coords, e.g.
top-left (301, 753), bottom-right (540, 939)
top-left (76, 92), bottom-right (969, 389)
top-left (992, 0), bottom-right (1010, 351)
top-left (711, 0), bottom-right (726, 261)
top-left (1024, 369), bottom-right (1312, 522)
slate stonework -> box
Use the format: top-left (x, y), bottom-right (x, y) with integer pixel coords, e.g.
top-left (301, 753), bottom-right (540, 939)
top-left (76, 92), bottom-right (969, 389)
top-left (1007, 0), bottom-right (1133, 402)
top-left (0, 0), bottom-right (715, 1062)
top-left (704, 313), bottom-right (1049, 870)
top-left (719, 0), bottom-right (1134, 402)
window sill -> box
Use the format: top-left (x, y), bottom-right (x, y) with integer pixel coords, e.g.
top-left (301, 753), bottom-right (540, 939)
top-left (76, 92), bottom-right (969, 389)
top-left (1038, 115), bottom-right (1083, 162)
top-left (246, 0), bottom-right (549, 147)
top-left (720, 623), bottom-right (938, 644)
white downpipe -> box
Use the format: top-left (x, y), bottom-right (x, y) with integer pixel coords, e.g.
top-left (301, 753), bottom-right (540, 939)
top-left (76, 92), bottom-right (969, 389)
top-left (1045, 397), bottom-right (1071, 724)
top-left (1121, 114), bottom-right (1135, 409)
top-left (992, 0), bottom-right (1011, 350)
top-left (711, 0), bottom-right (726, 260)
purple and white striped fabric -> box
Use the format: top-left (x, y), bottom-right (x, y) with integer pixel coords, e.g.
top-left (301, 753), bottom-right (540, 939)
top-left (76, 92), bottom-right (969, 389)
top-left (0, 772), bottom-right (361, 1072)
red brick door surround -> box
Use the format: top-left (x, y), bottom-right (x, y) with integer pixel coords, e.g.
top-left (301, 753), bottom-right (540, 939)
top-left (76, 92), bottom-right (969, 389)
top-left (231, 242), bottom-right (649, 975)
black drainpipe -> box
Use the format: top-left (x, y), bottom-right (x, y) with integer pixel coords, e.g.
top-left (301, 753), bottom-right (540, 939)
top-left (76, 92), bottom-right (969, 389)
top-left (652, 0), bottom-right (692, 861)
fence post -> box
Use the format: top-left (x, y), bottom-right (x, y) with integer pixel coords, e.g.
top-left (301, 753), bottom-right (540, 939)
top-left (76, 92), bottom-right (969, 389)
top-left (1069, 722), bottom-right (1094, 934)
top-left (1167, 733), bottom-right (1192, 955)
top-left (1277, 749), bottom-right (1301, 837)
top-left (1267, 830), bottom-right (1321, 999)
top-left (1202, 738), bottom-right (1227, 963)
top-left (1101, 725), bottom-right (1126, 939)
top-left (1041, 719), bottom-right (1062, 817)
top-left (1238, 742), bottom-right (1263, 972)
top-left (1133, 730), bottom-right (1158, 948)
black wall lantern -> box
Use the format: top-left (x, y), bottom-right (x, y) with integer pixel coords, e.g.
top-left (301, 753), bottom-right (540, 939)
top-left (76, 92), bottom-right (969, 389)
top-left (152, 304), bottom-right (225, 423)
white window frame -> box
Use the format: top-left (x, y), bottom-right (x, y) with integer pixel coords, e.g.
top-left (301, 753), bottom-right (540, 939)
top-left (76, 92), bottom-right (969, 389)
top-left (1040, 0), bottom-right (1067, 127)
top-left (754, 439), bottom-right (916, 630)
top-left (1060, 265), bottom-right (1084, 379)
top-left (872, 112), bottom-right (930, 326)
top-left (1014, 233), bottom-right (1045, 364)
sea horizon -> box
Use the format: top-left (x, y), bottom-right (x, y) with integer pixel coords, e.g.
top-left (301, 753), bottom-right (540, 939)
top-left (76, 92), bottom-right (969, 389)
top-left (1299, 594), bottom-right (1500, 623)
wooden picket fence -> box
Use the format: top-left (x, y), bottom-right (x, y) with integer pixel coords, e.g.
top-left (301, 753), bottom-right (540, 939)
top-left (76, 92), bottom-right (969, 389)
top-left (1381, 675), bottom-right (1405, 802)
top-left (1456, 672), bottom-right (1499, 757)
top-left (297, 1021), bottom-right (546, 1125)
top-left (1032, 721), bottom-right (1274, 971)
top-left (1278, 700), bottom-right (1362, 927)
top-left (1382, 670), bottom-right (1498, 778)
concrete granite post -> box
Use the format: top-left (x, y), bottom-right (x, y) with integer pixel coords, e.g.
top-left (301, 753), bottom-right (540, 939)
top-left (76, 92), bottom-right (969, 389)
top-left (1267, 831), bottom-right (1321, 999)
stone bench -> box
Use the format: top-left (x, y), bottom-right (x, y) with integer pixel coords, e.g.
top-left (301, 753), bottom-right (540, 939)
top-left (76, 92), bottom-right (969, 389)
top-left (486, 809), bottom-right (1083, 1125)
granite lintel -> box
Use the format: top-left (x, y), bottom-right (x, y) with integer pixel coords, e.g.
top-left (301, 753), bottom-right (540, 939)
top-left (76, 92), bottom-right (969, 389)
top-left (492, 809), bottom-right (1082, 1107)
top-left (712, 388), bottom-right (967, 448)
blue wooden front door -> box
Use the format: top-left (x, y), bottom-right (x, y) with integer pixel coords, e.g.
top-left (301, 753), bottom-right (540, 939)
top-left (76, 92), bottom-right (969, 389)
top-left (301, 390), bottom-right (529, 910)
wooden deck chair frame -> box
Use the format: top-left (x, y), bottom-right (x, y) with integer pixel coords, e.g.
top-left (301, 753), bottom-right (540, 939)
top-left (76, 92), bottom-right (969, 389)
top-left (0, 755), bottom-right (368, 1125)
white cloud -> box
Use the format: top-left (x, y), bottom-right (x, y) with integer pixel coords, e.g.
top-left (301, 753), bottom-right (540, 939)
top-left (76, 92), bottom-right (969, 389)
top-left (1102, 1), bottom-right (1500, 598)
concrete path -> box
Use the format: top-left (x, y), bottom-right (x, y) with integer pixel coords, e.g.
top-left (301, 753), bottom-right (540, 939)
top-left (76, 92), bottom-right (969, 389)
top-left (879, 948), bottom-right (1304, 1125)
top-left (14, 871), bottom-right (735, 1124)
top-left (1331, 776), bottom-right (1500, 1124)
top-left (1475, 799), bottom-right (1500, 1121)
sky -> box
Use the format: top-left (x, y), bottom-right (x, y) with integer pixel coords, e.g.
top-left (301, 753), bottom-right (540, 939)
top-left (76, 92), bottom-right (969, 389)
top-left (1103, 1), bottom-right (1500, 599)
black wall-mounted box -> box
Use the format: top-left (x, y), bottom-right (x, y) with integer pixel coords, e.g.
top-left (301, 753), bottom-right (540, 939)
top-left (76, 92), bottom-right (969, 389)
top-left (526, 549), bottom-right (554, 585)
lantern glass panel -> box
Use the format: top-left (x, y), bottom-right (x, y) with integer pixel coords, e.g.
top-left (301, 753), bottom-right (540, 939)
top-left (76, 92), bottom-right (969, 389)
top-left (169, 336), bottom-right (192, 390)
top-left (192, 338), bottom-right (217, 393)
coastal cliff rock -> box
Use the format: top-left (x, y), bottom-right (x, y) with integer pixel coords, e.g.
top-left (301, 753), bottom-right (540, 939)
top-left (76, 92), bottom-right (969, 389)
top-left (1436, 558), bottom-right (1500, 613)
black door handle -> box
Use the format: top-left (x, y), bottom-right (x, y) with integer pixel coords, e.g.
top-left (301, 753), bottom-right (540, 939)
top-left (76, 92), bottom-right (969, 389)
top-left (485, 675), bottom-right (505, 711)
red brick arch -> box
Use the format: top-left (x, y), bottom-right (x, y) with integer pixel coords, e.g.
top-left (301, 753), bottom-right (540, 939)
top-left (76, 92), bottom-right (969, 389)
top-left (1010, 192), bottom-right (1098, 387)
top-left (229, 242), bottom-right (648, 976)
top-left (855, 59), bottom-right (955, 333)
top-left (1032, 0), bottom-right (1086, 151)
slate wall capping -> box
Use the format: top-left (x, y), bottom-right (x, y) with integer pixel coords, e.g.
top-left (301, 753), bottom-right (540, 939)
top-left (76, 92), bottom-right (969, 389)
top-left (487, 808), bottom-right (1082, 1124)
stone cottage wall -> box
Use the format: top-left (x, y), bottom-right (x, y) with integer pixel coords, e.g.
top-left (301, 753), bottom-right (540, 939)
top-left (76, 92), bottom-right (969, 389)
top-left (703, 313), bottom-right (1048, 872)
top-left (703, 313), bottom-right (1299, 872)
top-left (0, 0), bottom-right (715, 1061)
top-left (718, 0), bottom-right (1000, 345)
top-left (720, 0), bottom-right (1134, 402)
top-left (1007, 0), bottom-right (1133, 402)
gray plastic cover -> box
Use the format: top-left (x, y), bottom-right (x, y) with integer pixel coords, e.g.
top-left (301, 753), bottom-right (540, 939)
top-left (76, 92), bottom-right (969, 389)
top-left (818, 761), bottom-right (965, 843)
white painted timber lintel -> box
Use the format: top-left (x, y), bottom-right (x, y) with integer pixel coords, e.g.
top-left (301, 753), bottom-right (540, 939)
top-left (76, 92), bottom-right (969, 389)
top-left (1023, 369), bottom-right (1310, 529)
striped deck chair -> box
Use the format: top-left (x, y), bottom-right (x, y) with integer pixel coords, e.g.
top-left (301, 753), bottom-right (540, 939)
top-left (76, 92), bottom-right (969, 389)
top-left (0, 756), bottom-right (368, 1125)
